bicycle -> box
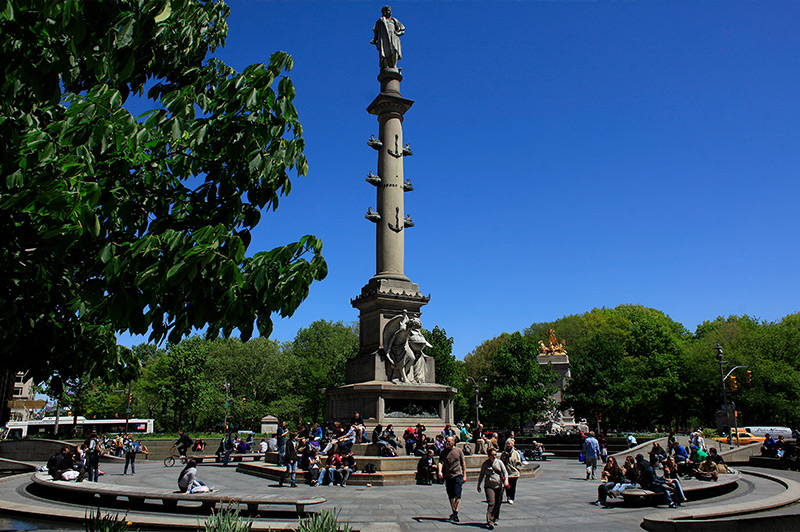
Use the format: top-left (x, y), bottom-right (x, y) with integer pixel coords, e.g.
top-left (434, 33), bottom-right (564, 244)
top-left (164, 445), bottom-right (188, 467)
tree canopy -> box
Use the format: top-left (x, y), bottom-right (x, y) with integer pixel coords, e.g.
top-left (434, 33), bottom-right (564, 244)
top-left (0, 0), bottom-right (326, 389)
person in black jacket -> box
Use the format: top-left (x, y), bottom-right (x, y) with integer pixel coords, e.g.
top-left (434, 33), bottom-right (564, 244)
top-left (340, 451), bottom-right (357, 487)
top-left (279, 432), bottom-right (298, 487)
top-left (175, 429), bottom-right (193, 461)
top-left (417, 448), bottom-right (437, 485)
top-left (636, 454), bottom-right (685, 508)
top-left (47, 446), bottom-right (75, 480)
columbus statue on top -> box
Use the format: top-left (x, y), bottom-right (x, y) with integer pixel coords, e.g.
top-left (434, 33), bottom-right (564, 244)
top-left (371, 5), bottom-right (405, 70)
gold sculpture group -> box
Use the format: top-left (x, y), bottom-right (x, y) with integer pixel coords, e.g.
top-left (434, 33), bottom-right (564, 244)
top-left (538, 329), bottom-right (567, 356)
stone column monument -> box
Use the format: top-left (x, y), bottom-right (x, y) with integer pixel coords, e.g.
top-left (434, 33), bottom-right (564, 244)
top-left (325, 7), bottom-right (456, 428)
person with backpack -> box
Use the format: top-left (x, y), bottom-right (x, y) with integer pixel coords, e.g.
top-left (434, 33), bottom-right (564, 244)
top-left (123, 434), bottom-right (138, 475)
top-left (84, 432), bottom-right (101, 482)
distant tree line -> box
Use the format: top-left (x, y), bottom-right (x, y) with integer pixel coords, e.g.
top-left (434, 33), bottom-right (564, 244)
top-left (48, 306), bottom-right (800, 433)
top-left (462, 304), bottom-right (800, 432)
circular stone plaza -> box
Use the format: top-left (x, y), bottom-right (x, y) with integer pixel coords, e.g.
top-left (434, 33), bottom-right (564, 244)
top-left (1, 437), bottom-right (800, 531)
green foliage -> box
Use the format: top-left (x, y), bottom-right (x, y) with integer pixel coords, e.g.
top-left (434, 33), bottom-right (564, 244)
top-left (532, 305), bottom-right (689, 429)
top-left (202, 504), bottom-right (252, 532)
top-left (423, 326), bottom-right (470, 420)
top-left (84, 509), bottom-right (133, 532)
top-left (297, 509), bottom-right (352, 532)
top-left (0, 0), bottom-right (326, 387)
top-left (482, 333), bottom-right (558, 430)
top-left (688, 314), bottom-right (800, 428)
top-left (284, 320), bottom-right (359, 421)
top-left (76, 321), bottom-right (357, 430)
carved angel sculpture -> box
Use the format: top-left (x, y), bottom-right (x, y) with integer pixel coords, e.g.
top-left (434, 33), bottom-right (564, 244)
top-left (382, 310), bottom-right (430, 383)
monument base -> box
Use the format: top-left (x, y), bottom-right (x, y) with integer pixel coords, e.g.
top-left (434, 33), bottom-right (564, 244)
top-left (325, 381), bottom-right (456, 432)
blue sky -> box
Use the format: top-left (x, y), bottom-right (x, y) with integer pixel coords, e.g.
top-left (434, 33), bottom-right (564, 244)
top-left (119, 0), bottom-right (800, 359)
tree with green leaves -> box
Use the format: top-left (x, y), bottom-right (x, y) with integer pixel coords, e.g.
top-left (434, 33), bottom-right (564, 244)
top-left (422, 326), bottom-right (470, 421)
top-left (0, 0), bottom-right (326, 392)
top-left (284, 320), bottom-right (358, 422)
top-left (528, 305), bottom-right (690, 430)
top-left (481, 333), bottom-right (558, 430)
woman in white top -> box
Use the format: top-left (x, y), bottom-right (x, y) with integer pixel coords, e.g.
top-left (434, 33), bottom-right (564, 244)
top-left (500, 439), bottom-right (522, 504)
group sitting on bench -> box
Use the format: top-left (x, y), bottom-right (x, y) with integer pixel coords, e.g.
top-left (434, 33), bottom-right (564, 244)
top-left (594, 441), bottom-right (731, 507)
top-left (594, 453), bottom-right (686, 507)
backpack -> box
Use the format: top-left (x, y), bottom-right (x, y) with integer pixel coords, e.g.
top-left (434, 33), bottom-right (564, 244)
top-left (363, 463), bottom-right (377, 474)
top-left (46, 454), bottom-right (59, 475)
top-left (463, 443), bottom-right (472, 455)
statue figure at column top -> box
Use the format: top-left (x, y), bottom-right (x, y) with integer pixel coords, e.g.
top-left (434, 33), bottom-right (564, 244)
top-left (371, 5), bottom-right (405, 70)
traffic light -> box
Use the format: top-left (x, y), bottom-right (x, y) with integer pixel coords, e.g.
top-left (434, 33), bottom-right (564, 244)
top-left (128, 392), bottom-right (133, 404)
top-left (730, 376), bottom-right (738, 391)
top-left (746, 370), bottom-right (753, 384)
top-left (241, 397), bottom-right (246, 407)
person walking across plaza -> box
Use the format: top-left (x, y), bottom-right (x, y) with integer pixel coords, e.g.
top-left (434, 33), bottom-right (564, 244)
top-left (477, 448), bottom-right (510, 530)
top-left (583, 431), bottom-right (600, 480)
top-left (500, 438), bottom-right (522, 504)
top-left (279, 432), bottom-right (298, 487)
top-left (438, 435), bottom-right (467, 523)
top-left (84, 432), bottom-right (101, 482)
top-left (123, 434), bottom-right (138, 475)
top-left (276, 421), bottom-right (287, 467)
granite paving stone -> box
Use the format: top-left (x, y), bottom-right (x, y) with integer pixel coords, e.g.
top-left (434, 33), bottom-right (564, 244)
top-left (0, 459), bottom-right (798, 531)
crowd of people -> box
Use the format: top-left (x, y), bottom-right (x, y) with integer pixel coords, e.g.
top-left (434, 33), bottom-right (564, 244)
top-left (45, 417), bottom-right (795, 530)
top-left (45, 431), bottom-right (148, 482)
top-left (589, 429), bottom-right (734, 508)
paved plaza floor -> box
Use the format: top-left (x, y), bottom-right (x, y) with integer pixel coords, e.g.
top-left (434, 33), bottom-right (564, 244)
top-left (1, 458), bottom-right (799, 531)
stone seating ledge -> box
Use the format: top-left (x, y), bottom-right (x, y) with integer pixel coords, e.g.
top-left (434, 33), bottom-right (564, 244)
top-left (194, 452), bottom-right (264, 463)
top-left (621, 469), bottom-right (742, 501)
top-left (640, 469), bottom-right (800, 531)
top-left (30, 472), bottom-right (325, 515)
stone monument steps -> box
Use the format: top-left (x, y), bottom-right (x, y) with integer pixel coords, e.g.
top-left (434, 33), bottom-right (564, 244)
top-left (261, 451), bottom-right (489, 472)
top-left (237, 461), bottom-right (539, 487)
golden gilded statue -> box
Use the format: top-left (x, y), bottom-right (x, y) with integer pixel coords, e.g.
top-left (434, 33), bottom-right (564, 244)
top-left (538, 329), bottom-right (567, 356)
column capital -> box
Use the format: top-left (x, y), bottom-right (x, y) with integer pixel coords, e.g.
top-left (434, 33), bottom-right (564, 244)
top-left (367, 93), bottom-right (414, 117)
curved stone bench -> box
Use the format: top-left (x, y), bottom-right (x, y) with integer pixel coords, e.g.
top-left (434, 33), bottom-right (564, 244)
top-left (621, 470), bottom-right (742, 503)
top-left (194, 452), bottom-right (264, 464)
top-left (30, 472), bottom-right (325, 515)
top-left (640, 469), bottom-right (800, 531)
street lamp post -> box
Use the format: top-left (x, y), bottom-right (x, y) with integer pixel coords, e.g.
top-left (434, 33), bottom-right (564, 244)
top-left (715, 344), bottom-right (747, 447)
top-left (465, 376), bottom-right (487, 428)
top-left (223, 382), bottom-right (230, 432)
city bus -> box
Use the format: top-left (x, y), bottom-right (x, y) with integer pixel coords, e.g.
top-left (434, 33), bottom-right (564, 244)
top-left (3, 417), bottom-right (155, 439)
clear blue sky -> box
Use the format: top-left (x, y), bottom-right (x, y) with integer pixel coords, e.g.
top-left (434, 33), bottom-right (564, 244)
top-left (119, 0), bottom-right (800, 359)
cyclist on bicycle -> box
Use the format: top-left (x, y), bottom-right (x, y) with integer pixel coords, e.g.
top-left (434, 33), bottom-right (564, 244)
top-left (175, 429), bottom-right (193, 460)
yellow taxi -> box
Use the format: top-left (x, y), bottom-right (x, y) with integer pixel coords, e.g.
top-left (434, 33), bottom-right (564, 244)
top-left (712, 428), bottom-right (766, 445)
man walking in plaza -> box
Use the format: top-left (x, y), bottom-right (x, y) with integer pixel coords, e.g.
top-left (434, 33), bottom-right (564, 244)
top-left (583, 431), bottom-right (600, 480)
top-left (276, 420), bottom-right (287, 467)
top-left (438, 435), bottom-right (467, 523)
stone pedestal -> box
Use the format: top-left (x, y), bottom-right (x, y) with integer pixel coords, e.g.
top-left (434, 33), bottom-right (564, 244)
top-left (346, 277), bottom-right (430, 383)
top-left (325, 381), bottom-right (456, 431)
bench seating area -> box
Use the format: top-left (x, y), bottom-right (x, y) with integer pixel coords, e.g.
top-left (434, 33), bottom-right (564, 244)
top-left (30, 472), bottom-right (325, 515)
top-left (194, 453), bottom-right (264, 464)
top-left (621, 470), bottom-right (742, 503)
